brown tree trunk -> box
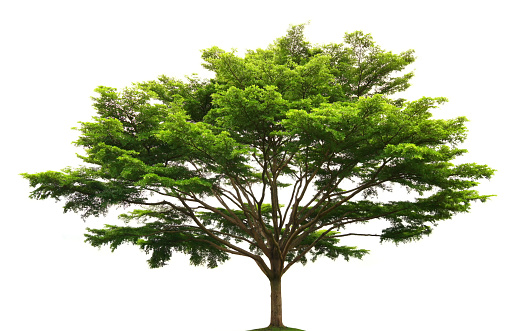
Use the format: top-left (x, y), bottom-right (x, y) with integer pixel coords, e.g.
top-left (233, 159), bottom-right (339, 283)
top-left (270, 275), bottom-right (284, 327)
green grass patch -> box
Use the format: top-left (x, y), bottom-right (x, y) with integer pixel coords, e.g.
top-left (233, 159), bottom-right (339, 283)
top-left (247, 327), bottom-right (305, 331)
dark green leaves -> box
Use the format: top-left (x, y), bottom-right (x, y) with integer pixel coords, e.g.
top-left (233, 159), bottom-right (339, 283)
top-left (21, 168), bottom-right (144, 218)
top-left (85, 223), bottom-right (230, 268)
top-left (286, 229), bottom-right (370, 265)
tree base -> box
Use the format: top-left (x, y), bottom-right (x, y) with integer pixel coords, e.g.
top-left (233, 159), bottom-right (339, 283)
top-left (247, 327), bottom-right (305, 331)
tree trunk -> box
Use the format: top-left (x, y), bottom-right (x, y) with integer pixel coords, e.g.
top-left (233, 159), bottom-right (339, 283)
top-left (269, 275), bottom-right (284, 327)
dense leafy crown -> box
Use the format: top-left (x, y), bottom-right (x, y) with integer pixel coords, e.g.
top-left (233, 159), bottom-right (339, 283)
top-left (22, 25), bottom-right (494, 277)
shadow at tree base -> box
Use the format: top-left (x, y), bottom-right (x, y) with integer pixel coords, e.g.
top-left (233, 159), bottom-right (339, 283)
top-left (247, 327), bottom-right (306, 331)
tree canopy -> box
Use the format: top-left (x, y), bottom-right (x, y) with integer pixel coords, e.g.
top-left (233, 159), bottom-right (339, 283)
top-left (22, 24), bottom-right (494, 328)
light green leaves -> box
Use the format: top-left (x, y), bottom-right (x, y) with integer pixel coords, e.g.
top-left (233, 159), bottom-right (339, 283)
top-left (208, 85), bottom-right (287, 143)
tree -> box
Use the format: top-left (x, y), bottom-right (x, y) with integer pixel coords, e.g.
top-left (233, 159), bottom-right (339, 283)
top-left (22, 24), bottom-right (494, 329)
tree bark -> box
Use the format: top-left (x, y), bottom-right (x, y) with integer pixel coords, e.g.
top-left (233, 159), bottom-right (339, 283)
top-left (270, 275), bottom-right (284, 327)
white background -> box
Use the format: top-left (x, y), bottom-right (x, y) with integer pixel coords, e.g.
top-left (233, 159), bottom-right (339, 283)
top-left (1, 1), bottom-right (520, 330)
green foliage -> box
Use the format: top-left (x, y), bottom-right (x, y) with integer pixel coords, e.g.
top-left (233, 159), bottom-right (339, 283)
top-left (22, 24), bottom-right (494, 278)
top-left (85, 222), bottom-right (230, 268)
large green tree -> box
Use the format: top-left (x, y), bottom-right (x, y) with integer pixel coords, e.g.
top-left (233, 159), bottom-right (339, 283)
top-left (22, 25), bottom-right (494, 328)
